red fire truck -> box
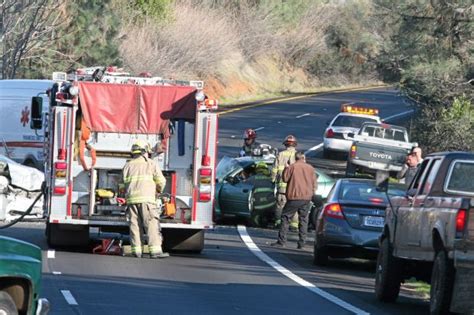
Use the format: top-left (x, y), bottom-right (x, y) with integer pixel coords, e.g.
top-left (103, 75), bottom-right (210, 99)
top-left (30, 68), bottom-right (218, 252)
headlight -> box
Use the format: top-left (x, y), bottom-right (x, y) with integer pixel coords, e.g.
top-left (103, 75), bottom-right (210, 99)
top-left (195, 91), bottom-right (205, 102)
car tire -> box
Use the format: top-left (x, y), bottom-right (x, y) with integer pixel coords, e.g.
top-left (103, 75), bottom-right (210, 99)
top-left (0, 291), bottom-right (18, 315)
top-left (309, 205), bottom-right (320, 230)
top-left (313, 235), bottom-right (328, 266)
top-left (430, 250), bottom-right (455, 315)
top-left (375, 237), bottom-right (402, 302)
top-left (46, 223), bottom-right (89, 247)
top-left (345, 160), bottom-right (357, 177)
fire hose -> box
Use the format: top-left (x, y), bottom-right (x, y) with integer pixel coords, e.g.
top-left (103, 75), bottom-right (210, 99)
top-left (0, 182), bottom-right (45, 229)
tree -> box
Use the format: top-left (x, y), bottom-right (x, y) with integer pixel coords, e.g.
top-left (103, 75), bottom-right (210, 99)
top-left (0, 0), bottom-right (62, 78)
top-left (374, 0), bottom-right (473, 152)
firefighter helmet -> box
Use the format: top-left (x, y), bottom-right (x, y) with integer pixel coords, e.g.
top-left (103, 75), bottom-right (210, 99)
top-left (131, 139), bottom-right (149, 155)
top-left (283, 135), bottom-right (297, 146)
top-left (243, 128), bottom-right (257, 140)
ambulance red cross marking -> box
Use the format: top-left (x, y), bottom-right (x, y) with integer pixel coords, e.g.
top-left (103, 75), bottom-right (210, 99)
top-left (21, 106), bottom-right (30, 126)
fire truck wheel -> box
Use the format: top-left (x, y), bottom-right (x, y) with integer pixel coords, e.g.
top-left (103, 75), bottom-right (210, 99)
top-left (46, 223), bottom-right (89, 248)
top-left (162, 228), bottom-right (204, 253)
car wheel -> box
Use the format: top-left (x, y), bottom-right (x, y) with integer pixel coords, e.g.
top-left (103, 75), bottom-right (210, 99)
top-left (430, 250), bottom-right (455, 315)
top-left (0, 291), bottom-right (18, 315)
top-left (313, 235), bottom-right (328, 266)
top-left (345, 160), bottom-right (357, 177)
top-left (309, 206), bottom-right (320, 230)
top-left (375, 237), bottom-right (402, 302)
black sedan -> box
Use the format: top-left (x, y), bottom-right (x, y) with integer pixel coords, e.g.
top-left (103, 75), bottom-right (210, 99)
top-left (313, 178), bottom-right (405, 266)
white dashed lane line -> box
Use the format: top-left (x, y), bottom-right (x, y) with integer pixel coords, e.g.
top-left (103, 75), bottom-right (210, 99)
top-left (52, 271), bottom-right (62, 275)
top-left (296, 113), bottom-right (311, 119)
top-left (254, 127), bottom-right (265, 131)
top-left (305, 143), bottom-right (324, 155)
top-left (237, 225), bottom-right (369, 315)
top-left (61, 290), bottom-right (78, 306)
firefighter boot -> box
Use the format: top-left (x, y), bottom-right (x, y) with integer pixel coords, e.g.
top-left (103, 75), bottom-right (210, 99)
top-left (150, 252), bottom-right (170, 259)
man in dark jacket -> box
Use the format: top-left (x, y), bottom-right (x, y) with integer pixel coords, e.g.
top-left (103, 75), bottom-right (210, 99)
top-left (272, 151), bottom-right (316, 249)
top-left (397, 152), bottom-right (419, 186)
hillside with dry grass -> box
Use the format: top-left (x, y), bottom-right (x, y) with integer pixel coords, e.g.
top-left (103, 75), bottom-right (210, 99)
top-left (112, 0), bottom-right (382, 103)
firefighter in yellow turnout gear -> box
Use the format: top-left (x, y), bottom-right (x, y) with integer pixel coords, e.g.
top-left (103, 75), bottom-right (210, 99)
top-left (271, 135), bottom-right (298, 228)
top-left (246, 161), bottom-right (276, 227)
top-left (122, 140), bottom-right (169, 259)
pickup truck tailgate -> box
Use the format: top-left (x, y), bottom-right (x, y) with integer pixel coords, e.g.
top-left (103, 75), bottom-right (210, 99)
top-left (451, 199), bottom-right (474, 313)
top-left (353, 142), bottom-right (407, 166)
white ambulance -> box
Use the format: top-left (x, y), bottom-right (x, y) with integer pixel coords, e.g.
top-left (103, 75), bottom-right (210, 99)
top-left (0, 80), bottom-right (53, 169)
top-left (31, 69), bottom-right (218, 252)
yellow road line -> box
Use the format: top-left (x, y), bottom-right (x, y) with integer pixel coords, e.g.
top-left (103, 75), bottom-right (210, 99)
top-left (219, 84), bottom-right (388, 116)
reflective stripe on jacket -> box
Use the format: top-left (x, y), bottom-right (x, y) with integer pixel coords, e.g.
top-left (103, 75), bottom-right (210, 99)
top-left (271, 147), bottom-right (296, 191)
top-left (122, 155), bottom-right (166, 205)
top-left (248, 174), bottom-right (276, 211)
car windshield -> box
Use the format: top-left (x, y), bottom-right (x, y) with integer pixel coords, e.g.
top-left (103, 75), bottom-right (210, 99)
top-left (361, 125), bottom-right (407, 141)
top-left (332, 115), bottom-right (378, 128)
top-left (216, 157), bottom-right (242, 181)
top-left (339, 181), bottom-right (405, 203)
top-left (446, 161), bottom-right (474, 195)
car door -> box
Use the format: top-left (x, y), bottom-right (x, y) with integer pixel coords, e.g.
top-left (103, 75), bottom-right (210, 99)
top-left (218, 177), bottom-right (253, 216)
top-left (394, 159), bottom-right (430, 256)
top-left (418, 158), bottom-right (442, 258)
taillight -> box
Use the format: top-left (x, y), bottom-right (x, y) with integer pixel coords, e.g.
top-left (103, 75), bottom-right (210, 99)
top-left (456, 209), bottom-right (467, 237)
top-left (350, 145), bottom-right (357, 158)
top-left (198, 168), bottom-right (212, 202)
top-left (369, 197), bottom-right (384, 204)
top-left (53, 161), bottom-right (67, 195)
top-left (58, 148), bottom-right (67, 160)
top-left (325, 128), bottom-right (334, 138)
top-left (323, 203), bottom-right (344, 219)
top-left (53, 187), bottom-right (67, 195)
top-left (198, 192), bottom-right (212, 202)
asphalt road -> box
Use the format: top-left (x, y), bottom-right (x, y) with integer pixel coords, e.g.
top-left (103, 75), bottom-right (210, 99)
top-left (218, 87), bottom-right (412, 159)
top-left (1, 87), bottom-right (427, 315)
top-left (2, 222), bottom-right (428, 315)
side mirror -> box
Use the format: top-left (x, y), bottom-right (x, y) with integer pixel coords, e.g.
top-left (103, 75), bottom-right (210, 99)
top-left (375, 170), bottom-right (389, 192)
top-left (326, 120), bottom-right (331, 126)
top-left (347, 132), bottom-right (355, 139)
top-left (31, 97), bottom-right (43, 130)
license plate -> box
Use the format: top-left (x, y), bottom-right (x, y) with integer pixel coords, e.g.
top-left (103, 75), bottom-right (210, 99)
top-left (368, 161), bottom-right (381, 168)
top-left (363, 216), bottom-right (384, 227)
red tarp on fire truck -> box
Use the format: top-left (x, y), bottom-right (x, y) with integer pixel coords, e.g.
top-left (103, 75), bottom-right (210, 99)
top-left (78, 82), bottom-right (196, 136)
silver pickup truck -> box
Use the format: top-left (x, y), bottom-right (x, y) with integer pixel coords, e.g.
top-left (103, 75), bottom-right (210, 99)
top-left (346, 123), bottom-right (416, 177)
top-left (375, 151), bottom-right (474, 314)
